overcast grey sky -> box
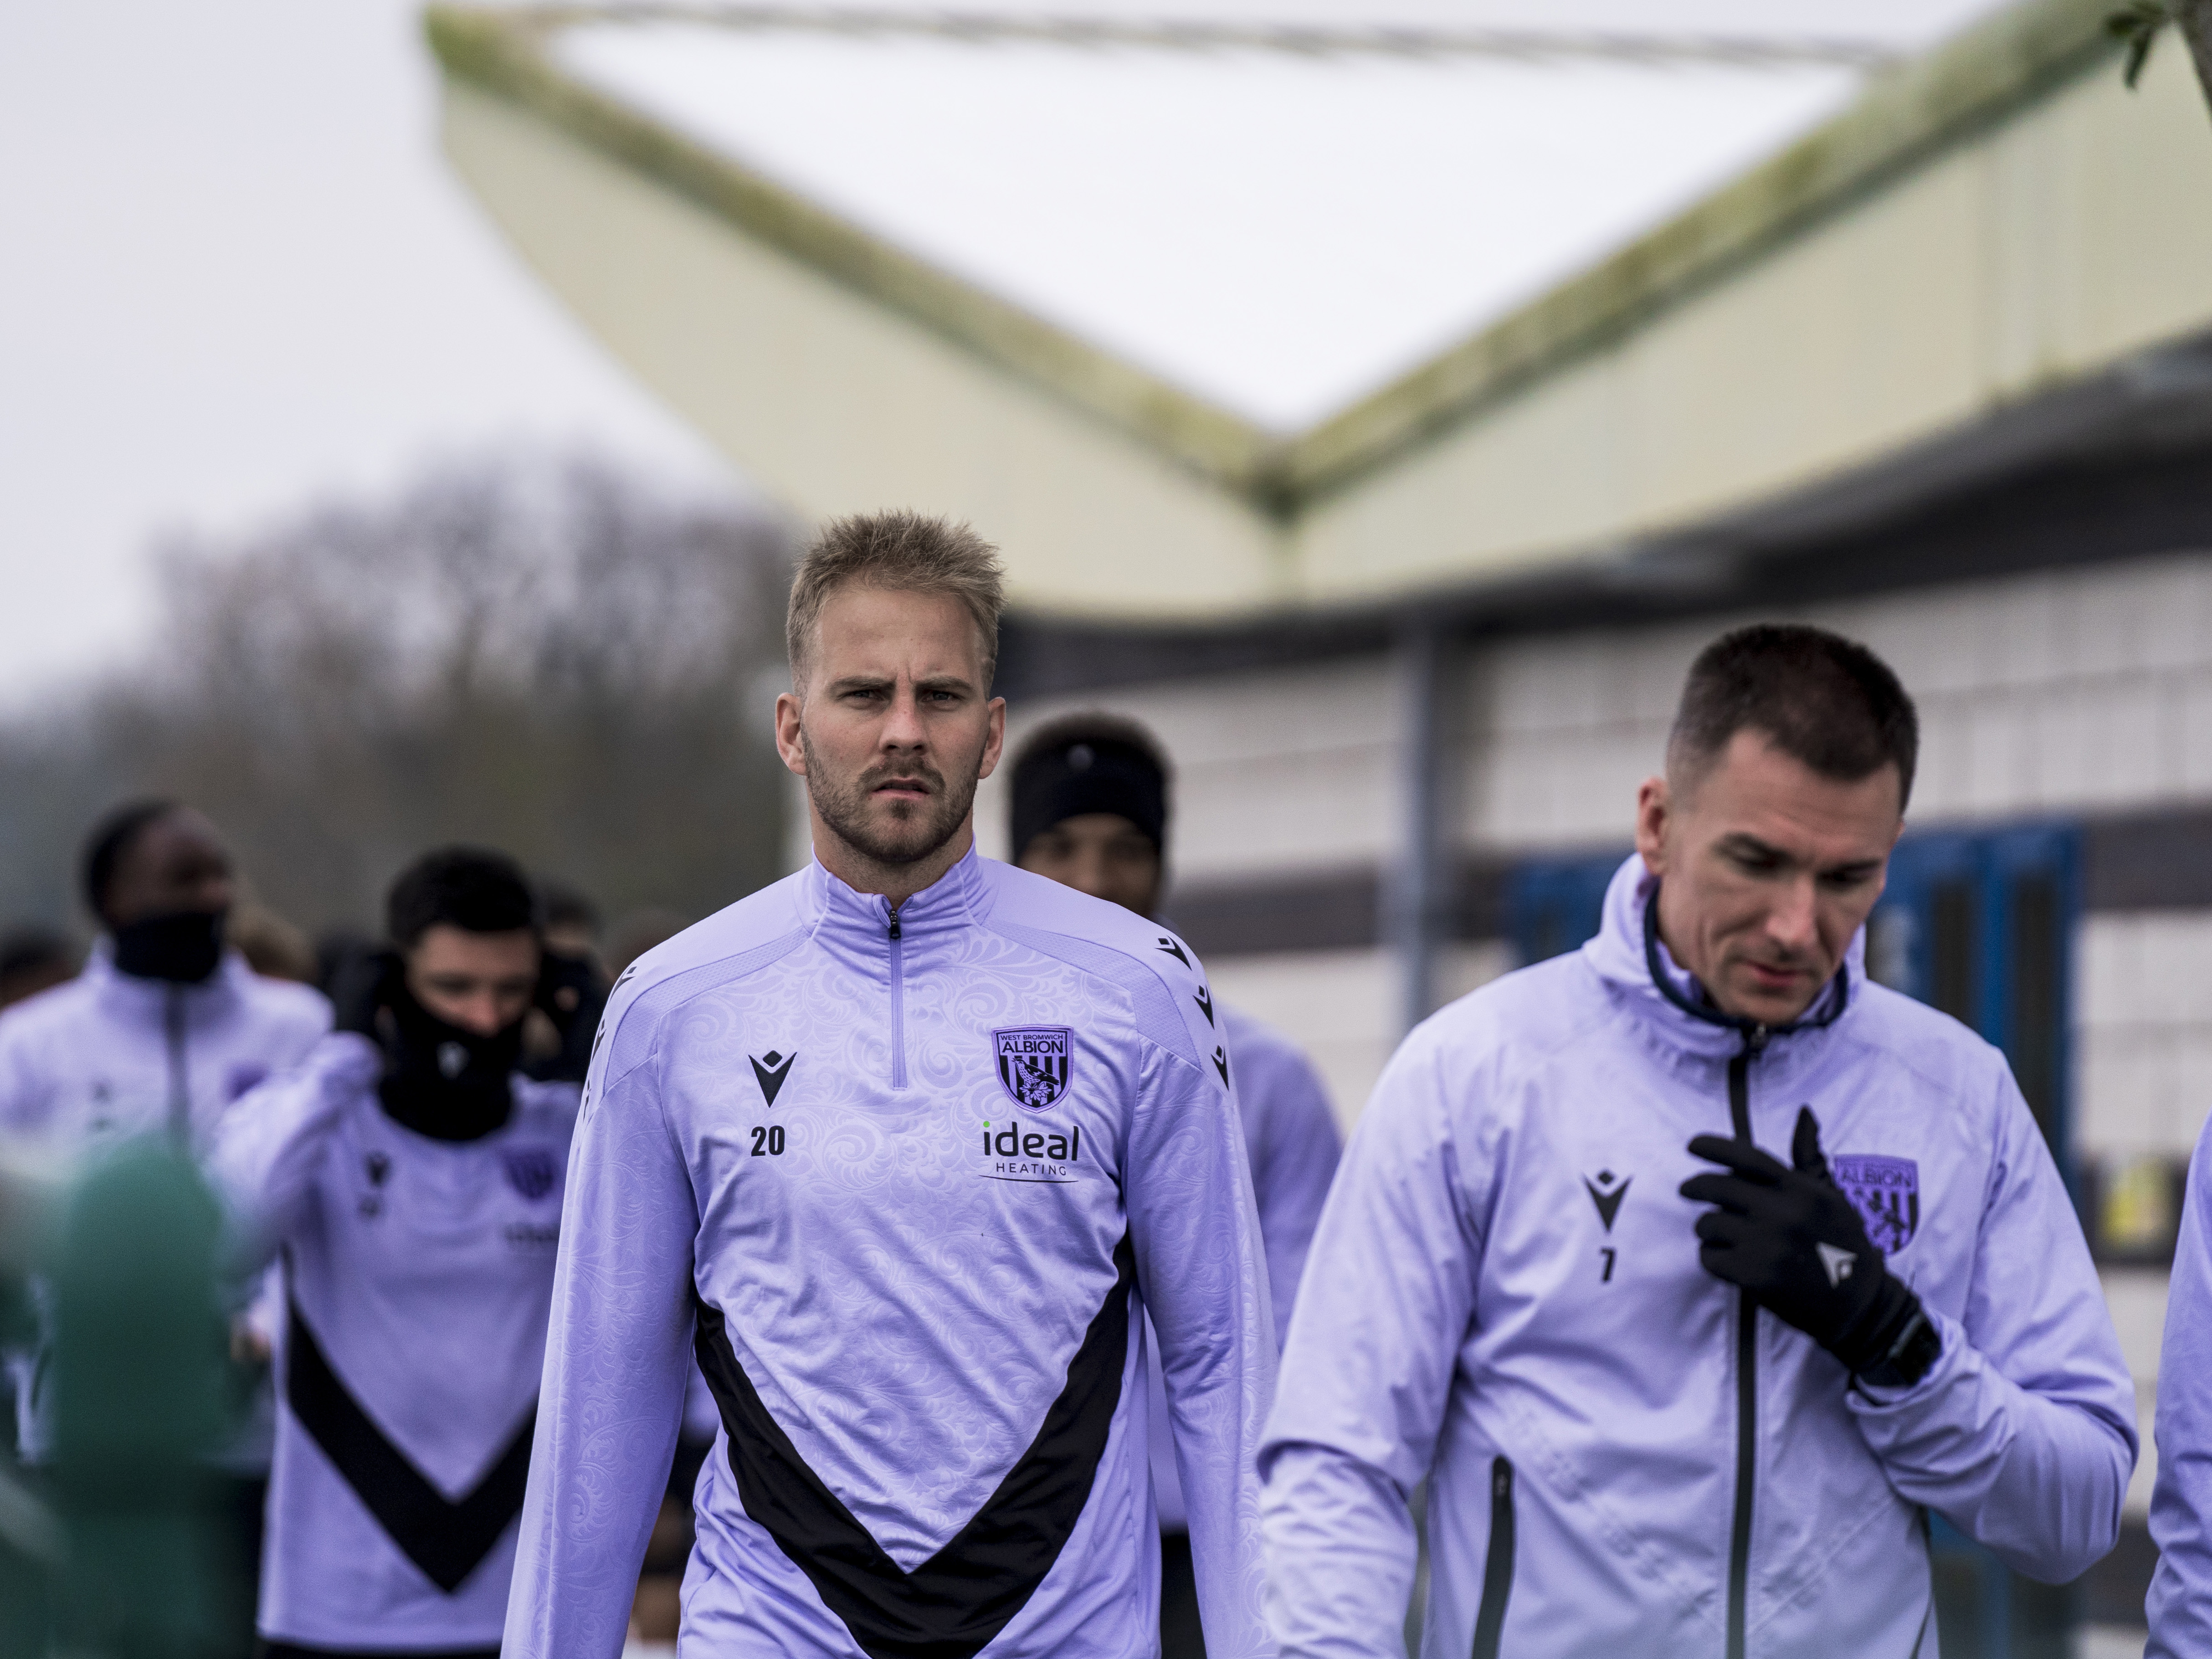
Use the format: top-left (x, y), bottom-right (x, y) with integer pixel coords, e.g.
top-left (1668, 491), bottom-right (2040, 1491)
top-left (0, 1), bottom-right (737, 706)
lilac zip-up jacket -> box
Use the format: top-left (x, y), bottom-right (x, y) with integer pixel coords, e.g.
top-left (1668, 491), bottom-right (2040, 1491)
top-left (503, 847), bottom-right (1276, 1659)
top-left (2148, 1112), bottom-right (2212, 1650)
top-left (209, 1034), bottom-right (578, 1650)
top-left (1260, 854), bottom-right (2132, 1659)
top-left (0, 947), bottom-right (328, 1157)
top-left (0, 947), bottom-right (328, 1465)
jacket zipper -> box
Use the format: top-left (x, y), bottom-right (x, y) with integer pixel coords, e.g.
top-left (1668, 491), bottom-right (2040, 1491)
top-left (164, 984), bottom-right (191, 1146)
top-left (887, 907), bottom-right (907, 1090)
top-left (1725, 1025), bottom-right (1767, 1659)
top-left (1470, 1455), bottom-right (1516, 1659)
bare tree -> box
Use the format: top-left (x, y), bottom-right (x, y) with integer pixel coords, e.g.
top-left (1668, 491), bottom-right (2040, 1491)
top-left (0, 450), bottom-right (793, 940)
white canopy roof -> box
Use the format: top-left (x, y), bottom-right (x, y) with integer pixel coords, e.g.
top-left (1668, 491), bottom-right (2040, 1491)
top-left (549, 1), bottom-right (2013, 431)
top-left (438, 1), bottom-right (2203, 620)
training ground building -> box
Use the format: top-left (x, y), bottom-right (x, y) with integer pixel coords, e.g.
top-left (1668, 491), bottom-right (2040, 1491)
top-left (430, 0), bottom-right (2212, 1647)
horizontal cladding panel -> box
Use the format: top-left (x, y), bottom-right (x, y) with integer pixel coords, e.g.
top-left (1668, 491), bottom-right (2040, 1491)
top-left (1295, 43), bottom-right (2212, 606)
top-left (1152, 808), bottom-right (2212, 962)
top-left (440, 81), bottom-right (1286, 619)
top-left (2077, 909), bottom-right (2212, 1163)
top-left (1207, 944), bottom-right (1509, 1132)
top-left (1463, 551), bottom-right (2212, 849)
top-left (978, 659), bottom-right (1403, 879)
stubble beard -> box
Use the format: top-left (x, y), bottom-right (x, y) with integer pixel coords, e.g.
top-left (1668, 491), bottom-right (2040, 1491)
top-left (802, 727), bottom-right (981, 870)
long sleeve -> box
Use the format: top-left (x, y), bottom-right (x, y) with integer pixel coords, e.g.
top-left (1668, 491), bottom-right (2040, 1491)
top-left (205, 1032), bottom-right (379, 1269)
top-left (1847, 1069), bottom-right (2136, 1582)
top-left (1126, 1039), bottom-right (1277, 1659)
top-left (2147, 1113), bottom-right (2212, 1652)
top-left (1243, 1041), bottom-right (1340, 1349)
top-left (500, 1029), bottom-right (698, 1659)
top-left (0, 1013), bottom-right (54, 1138)
top-left (1258, 1032), bottom-right (1481, 1659)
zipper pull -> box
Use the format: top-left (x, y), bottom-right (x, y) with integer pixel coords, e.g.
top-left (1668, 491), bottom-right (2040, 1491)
top-left (1747, 1023), bottom-right (1770, 1055)
top-left (888, 908), bottom-right (902, 941)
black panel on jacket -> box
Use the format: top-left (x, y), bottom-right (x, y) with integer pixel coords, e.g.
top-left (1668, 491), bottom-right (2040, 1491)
top-left (694, 1233), bottom-right (1138, 1659)
top-left (282, 1297), bottom-right (536, 1593)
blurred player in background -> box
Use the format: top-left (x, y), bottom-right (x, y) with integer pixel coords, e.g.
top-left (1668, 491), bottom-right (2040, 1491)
top-left (210, 846), bottom-right (582, 1659)
top-left (506, 512), bottom-right (1277, 1659)
top-left (0, 801), bottom-right (328, 1157)
top-left (524, 878), bottom-right (606, 1085)
top-left (1009, 712), bottom-right (1341, 1659)
top-left (0, 799), bottom-right (330, 1644)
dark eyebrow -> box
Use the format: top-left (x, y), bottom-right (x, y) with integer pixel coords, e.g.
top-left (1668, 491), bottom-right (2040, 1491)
top-left (913, 674), bottom-right (977, 696)
top-left (1715, 832), bottom-right (1787, 862)
top-left (1716, 831), bottom-right (1884, 879)
top-left (1820, 857), bottom-right (1887, 879)
top-left (826, 674), bottom-right (895, 697)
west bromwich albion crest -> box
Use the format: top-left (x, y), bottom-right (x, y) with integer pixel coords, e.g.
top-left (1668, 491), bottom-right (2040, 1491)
top-left (501, 1147), bottom-right (560, 1202)
top-left (994, 1026), bottom-right (1073, 1110)
top-left (1833, 1154), bottom-right (1919, 1254)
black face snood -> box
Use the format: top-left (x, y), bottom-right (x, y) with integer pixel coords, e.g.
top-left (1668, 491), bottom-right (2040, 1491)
top-left (377, 978), bottom-right (522, 1143)
top-left (111, 908), bottom-right (227, 984)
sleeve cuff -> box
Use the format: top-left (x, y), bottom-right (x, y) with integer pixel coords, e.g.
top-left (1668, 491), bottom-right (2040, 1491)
top-left (1849, 1305), bottom-right (1960, 1408)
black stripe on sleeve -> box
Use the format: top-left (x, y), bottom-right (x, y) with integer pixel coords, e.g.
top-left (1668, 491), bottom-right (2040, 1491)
top-left (282, 1296), bottom-right (536, 1593)
top-left (693, 1233), bottom-right (1137, 1659)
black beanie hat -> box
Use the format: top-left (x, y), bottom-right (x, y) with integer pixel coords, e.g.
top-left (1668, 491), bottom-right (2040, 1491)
top-left (1009, 715), bottom-right (1169, 863)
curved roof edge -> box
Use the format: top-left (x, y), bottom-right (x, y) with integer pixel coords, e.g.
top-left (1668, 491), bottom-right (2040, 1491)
top-left (426, 0), bottom-right (2119, 513)
top-left (424, 4), bottom-right (1282, 493)
top-left (1288, 0), bottom-right (2120, 498)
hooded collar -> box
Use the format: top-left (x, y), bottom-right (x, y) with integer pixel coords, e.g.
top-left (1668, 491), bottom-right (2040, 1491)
top-left (83, 941), bottom-right (253, 1022)
top-left (802, 842), bottom-right (988, 949)
top-left (1582, 853), bottom-right (1859, 1064)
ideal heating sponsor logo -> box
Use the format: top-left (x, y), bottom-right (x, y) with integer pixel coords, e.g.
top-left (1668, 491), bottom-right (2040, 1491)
top-left (979, 1117), bottom-right (1084, 1184)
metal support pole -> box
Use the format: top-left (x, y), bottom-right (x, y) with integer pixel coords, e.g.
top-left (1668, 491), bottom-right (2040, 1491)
top-left (1389, 621), bottom-right (1451, 1036)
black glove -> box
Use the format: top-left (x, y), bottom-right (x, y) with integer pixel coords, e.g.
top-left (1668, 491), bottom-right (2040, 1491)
top-left (1681, 1108), bottom-right (1936, 1385)
top-left (525, 950), bottom-right (607, 1084)
top-left (328, 949), bottom-right (402, 1043)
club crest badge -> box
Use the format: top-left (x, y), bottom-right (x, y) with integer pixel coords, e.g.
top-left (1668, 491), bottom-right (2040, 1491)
top-left (501, 1147), bottom-right (560, 1202)
top-left (994, 1026), bottom-right (1073, 1111)
top-left (1833, 1154), bottom-right (1919, 1253)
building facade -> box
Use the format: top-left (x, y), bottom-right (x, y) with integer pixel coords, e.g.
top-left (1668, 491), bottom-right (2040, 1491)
top-left (431, 1), bottom-right (2212, 1646)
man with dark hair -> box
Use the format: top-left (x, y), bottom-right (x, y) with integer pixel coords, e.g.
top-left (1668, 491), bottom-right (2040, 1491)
top-left (525, 878), bottom-right (607, 1084)
top-left (1009, 710), bottom-right (1340, 1659)
top-left (1260, 623), bottom-right (2133, 1657)
top-left (210, 846), bottom-right (581, 1659)
top-left (506, 512), bottom-right (1275, 1659)
top-left (0, 801), bottom-right (329, 1370)
top-left (0, 801), bottom-right (328, 1156)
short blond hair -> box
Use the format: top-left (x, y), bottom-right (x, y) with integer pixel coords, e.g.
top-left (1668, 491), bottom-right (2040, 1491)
top-left (786, 511), bottom-right (1006, 690)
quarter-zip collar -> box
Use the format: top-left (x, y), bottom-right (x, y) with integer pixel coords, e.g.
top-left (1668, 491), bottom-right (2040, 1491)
top-left (801, 846), bottom-right (988, 1093)
top-left (82, 943), bottom-right (257, 1145)
top-left (82, 941), bottom-right (253, 1026)
top-left (801, 843), bottom-right (987, 950)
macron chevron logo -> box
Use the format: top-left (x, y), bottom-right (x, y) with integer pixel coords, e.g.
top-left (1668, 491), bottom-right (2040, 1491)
top-left (1583, 1170), bottom-right (1630, 1232)
top-left (749, 1051), bottom-right (795, 1107)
